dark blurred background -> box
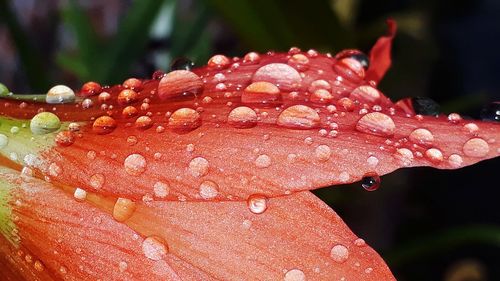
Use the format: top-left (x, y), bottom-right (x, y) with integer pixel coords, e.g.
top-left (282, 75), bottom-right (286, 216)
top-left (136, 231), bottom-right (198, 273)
top-left (0, 0), bottom-right (499, 280)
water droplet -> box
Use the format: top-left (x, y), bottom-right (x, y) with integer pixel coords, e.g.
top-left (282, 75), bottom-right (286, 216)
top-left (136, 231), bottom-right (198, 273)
top-left (170, 57), bottom-right (195, 71)
top-left (425, 148), bottom-right (443, 163)
top-left (277, 105), bottom-right (320, 129)
top-left (480, 102), bottom-right (500, 122)
top-left (337, 57), bottom-right (365, 78)
top-left (117, 89), bottom-right (138, 105)
top-left (242, 81), bottom-right (280, 103)
top-left (135, 116), bottom-right (153, 130)
top-left (34, 260), bottom-right (45, 272)
top-left (73, 188), bottom-right (87, 202)
top-left (411, 97), bottom-right (440, 116)
top-left (314, 145), bottom-right (332, 162)
top-left (253, 63), bottom-right (302, 91)
top-left (228, 106), bottom-right (258, 128)
top-left (153, 181), bottom-right (169, 198)
top-left (339, 172), bottom-right (350, 183)
top-left (447, 113), bottom-right (462, 124)
top-left (361, 172), bottom-right (381, 191)
top-left (30, 112), bottom-right (61, 135)
top-left (365, 267), bottom-right (373, 274)
top-left (208, 54), bottom-right (230, 68)
top-left (113, 198), bottom-right (136, 222)
top-left (288, 53), bottom-right (310, 70)
top-left (168, 108), bottom-right (202, 132)
top-left (396, 148), bottom-right (414, 166)
top-left (350, 85), bottom-right (381, 103)
top-left (80, 81), bottom-right (102, 97)
top-left (158, 70), bottom-right (203, 100)
top-left (189, 157), bottom-right (209, 177)
top-left (463, 138), bottom-right (489, 158)
top-left (330, 244), bottom-right (349, 263)
top-left (46, 85), bottom-right (75, 104)
top-left (355, 112), bottom-right (395, 137)
top-left (199, 180), bottom-right (219, 200)
top-left (255, 154), bottom-right (271, 168)
top-left (243, 52), bottom-right (260, 64)
top-left (89, 173), bottom-right (105, 189)
top-left (310, 89), bottom-right (333, 103)
top-left (123, 78), bottom-right (142, 90)
top-left (92, 116), bottom-right (117, 135)
top-left (284, 269), bottom-right (306, 281)
top-left (354, 238), bottom-right (366, 247)
top-left (463, 123), bottom-right (479, 134)
top-left (247, 194), bottom-right (268, 214)
top-left (409, 128), bottom-right (434, 145)
top-left (118, 261), bottom-right (128, 273)
top-left (142, 236), bottom-right (168, 261)
top-left (367, 156), bottom-right (379, 168)
top-left (124, 154), bottom-right (147, 176)
top-left (122, 106), bottom-right (138, 118)
top-left (448, 154), bottom-right (463, 168)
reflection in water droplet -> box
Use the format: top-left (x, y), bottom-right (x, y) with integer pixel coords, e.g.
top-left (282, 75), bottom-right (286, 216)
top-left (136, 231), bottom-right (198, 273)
top-left (228, 106), bottom-right (258, 128)
top-left (30, 112), bottom-right (61, 135)
top-left (92, 116), bottom-right (117, 135)
top-left (113, 198), bottom-right (136, 222)
top-left (247, 194), bottom-right (268, 214)
top-left (284, 268), bottom-right (306, 281)
top-left (124, 154), bottom-right (147, 176)
top-left (330, 244), bottom-right (349, 263)
top-left (46, 85), bottom-right (75, 104)
top-left (361, 172), bottom-right (381, 191)
top-left (142, 236), bottom-right (168, 261)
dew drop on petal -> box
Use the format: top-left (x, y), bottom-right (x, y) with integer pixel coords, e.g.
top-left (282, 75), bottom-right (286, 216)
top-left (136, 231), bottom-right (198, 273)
top-left (153, 181), bottom-right (170, 198)
top-left (463, 138), bottom-right (490, 158)
top-left (113, 198), bottom-right (136, 222)
top-left (168, 108), bottom-right (202, 132)
top-left (142, 236), bottom-right (168, 261)
top-left (409, 128), bottom-right (434, 145)
top-left (247, 194), bottom-right (268, 214)
top-left (188, 157), bottom-right (209, 177)
top-left (0, 134), bottom-right (8, 149)
top-left (395, 148), bottom-right (414, 166)
top-left (355, 112), bottom-right (395, 137)
top-left (30, 112), bottom-right (61, 135)
top-left (330, 244), bottom-right (349, 263)
top-left (199, 180), bottom-right (219, 200)
top-left (124, 154), bottom-right (147, 176)
top-left (73, 188), bottom-right (87, 202)
top-left (92, 116), bottom-right (117, 135)
top-left (242, 81), bottom-right (281, 104)
top-left (354, 238), bottom-right (366, 247)
top-left (228, 106), bottom-right (258, 128)
top-left (255, 154), bottom-right (271, 168)
top-left (448, 154), bottom-right (463, 168)
top-left (283, 269), bottom-right (306, 281)
top-left (277, 105), bottom-right (320, 129)
top-left (425, 148), bottom-right (443, 163)
top-left (314, 145), bottom-right (331, 162)
top-left (46, 85), bottom-right (75, 104)
top-left (366, 156), bottom-right (379, 168)
top-left (252, 63), bottom-right (302, 91)
top-left (89, 173), bottom-right (105, 189)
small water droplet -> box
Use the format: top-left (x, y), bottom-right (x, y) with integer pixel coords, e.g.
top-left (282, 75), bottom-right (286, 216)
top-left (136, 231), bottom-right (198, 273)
top-left (247, 194), bottom-right (268, 214)
top-left (314, 145), bottom-right (331, 162)
top-left (366, 156), bottom-right (379, 168)
top-left (409, 128), bottom-right (434, 145)
top-left (447, 113), bottom-right (462, 124)
top-left (243, 52), bottom-right (261, 64)
top-left (153, 181), bottom-right (169, 198)
top-left (80, 81), bottom-right (102, 97)
top-left (168, 108), bottom-right (202, 132)
top-left (277, 105), bottom-right (320, 129)
top-left (361, 172), bottom-right (380, 191)
top-left (463, 138), bottom-right (489, 158)
top-left (283, 269), bottom-right (306, 281)
top-left (33, 260), bottom-right (45, 272)
top-left (355, 112), bottom-right (395, 137)
top-left (199, 180), bottom-right (219, 200)
top-left (135, 116), bottom-right (153, 130)
top-left (242, 81), bottom-right (281, 104)
top-left (118, 261), bottom-right (128, 273)
top-left (89, 173), bottom-right (105, 189)
top-left (123, 78), bottom-right (142, 90)
top-left (55, 131), bottom-right (75, 147)
top-left (330, 244), bottom-right (349, 263)
top-left (255, 154), bottom-right (271, 168)
top-left (142, 236), bottom-right (168, 261)
top-left (188, 157), bottom-right (209, 177)
top-left (425, 148), bottom-right (443, 163)
top-left (310, 89), bottom-right (333, 103)
top-left (73, 188), bottom-right (87, 202)
top-left (0, 134), bottom-right (8, 148)
top-left (124, 154), bottom-right (147, 176)
top-left (354, 238), bottom-right (366, 247)
top-left (228, 106), bottom-right (258, 128)
top-left (117, 89), bottom-right (138, 105)
top-left (113, 198), bottom-right (136, 222)
top-left (396, 148), bottom-right (414, 166)
top-left (448, 154), bottom-right (463, 168)
top-left (46, 85), bottom-right (75, 104)
top-left (30, 112), bottom-right (61, 135)
top-left (208, 54), bottom-right (230, 68)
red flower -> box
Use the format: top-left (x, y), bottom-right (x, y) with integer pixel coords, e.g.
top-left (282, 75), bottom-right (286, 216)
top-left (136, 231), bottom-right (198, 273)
top-left (0, 20), bottom-right (498, 280)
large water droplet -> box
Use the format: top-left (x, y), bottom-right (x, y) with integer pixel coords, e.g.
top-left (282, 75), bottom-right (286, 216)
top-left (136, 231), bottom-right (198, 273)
top-left (158, 70), bottom-right (203, 100)
top-left (30, 112), bottom-right (61, 135)
top-left (228, 106), bottom-right (258, 128)
top-left (463, 138), bottom-right (490, 158)
top-left (124, 154), bottom-right (147, 176)
top-left (188, 157), bottom-right (209, 177)
top-left (142, 236), bottom-right (168, 261)
top-left (46, 85), bottom-right (75, 104)
top-left (168, 108), bottom-right (202, 132)
top-left (113, 198), bottom-right (136, 222)
top-left (277, 105), bottom-right (320, 129)
top-left (252, 63), bottom-right (302, 91)
top-left (330, 244), bottom-right (349, 263)
top-left (92, 116), bottom-right (117, 135)
top-left (355, 112), bottom-right (395, 137)
top-left (361, 172), bottom-right (381, 191)
top-left (350, 85), bottom-right (381, 103)
top-left (284, 269), bottom-right (306, 281)
top-left (247, 194), bottom-right (268, 214)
